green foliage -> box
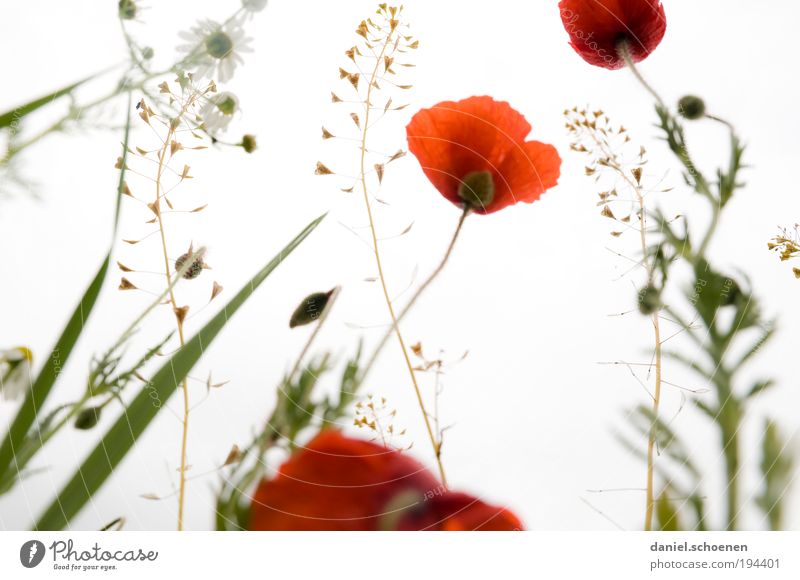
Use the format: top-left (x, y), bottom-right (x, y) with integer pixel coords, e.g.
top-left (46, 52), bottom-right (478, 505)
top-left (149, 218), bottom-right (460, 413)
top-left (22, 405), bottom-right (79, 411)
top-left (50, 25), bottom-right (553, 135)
top-left (216, 343), bottom-right (364, 531)
top-left (0, 71), bottom-right (105, 131)
top-left (756, 420), bottom-right (794, 530)
top-left (620, 91), bottom-right (788, 531)
top-left (34, 213), bottom-right (325, 530)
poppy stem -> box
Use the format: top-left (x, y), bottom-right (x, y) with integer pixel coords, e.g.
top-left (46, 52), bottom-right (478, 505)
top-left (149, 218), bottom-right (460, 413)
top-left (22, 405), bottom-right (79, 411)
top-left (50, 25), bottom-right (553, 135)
top-left (618, 41), bottom-right (666, 108)
top-left (362, 206), bottom-right (470, 380)
top-left (358, 206), bottom-right (470, 475)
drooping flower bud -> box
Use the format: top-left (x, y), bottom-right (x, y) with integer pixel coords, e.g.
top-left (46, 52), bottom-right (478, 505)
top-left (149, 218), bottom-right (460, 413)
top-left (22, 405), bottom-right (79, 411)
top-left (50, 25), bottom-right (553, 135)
top-left (75, 407), bottom-right (102, 430)
top-left (678, 96), bottom-right (706, 121)
top-left (289, 289), bottom-right (334, 328)
top-left (241, 134), bottom-right (257, 153)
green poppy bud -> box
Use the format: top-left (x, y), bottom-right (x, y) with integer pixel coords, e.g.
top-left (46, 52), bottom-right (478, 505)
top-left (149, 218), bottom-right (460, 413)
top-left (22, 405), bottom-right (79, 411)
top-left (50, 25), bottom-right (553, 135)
top-left (720, 278), bottom-right (741, 306)
top-left (118, 0), bottom-right (137, 20)
top-left (638, 284), bottom-right (661, 315)
top-left (241, 134), bottom-right (257, 153)
top-left (678, 95), bottom-right (706, 121)
top-left (75, 407), bottom-right (102, 430)
top-left (289, 290), bottom-right (334, 328)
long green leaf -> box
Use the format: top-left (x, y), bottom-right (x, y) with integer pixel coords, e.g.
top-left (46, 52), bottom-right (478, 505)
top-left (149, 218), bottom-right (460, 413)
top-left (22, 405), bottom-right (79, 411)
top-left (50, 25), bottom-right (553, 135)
top-left (35, 213), bottom-right (326, 530)
top-left (0, 93), bottom-right (132, 490)
top-left (0, 69), bottom-right (112, 129)
top-left (0, 256), bottom-right (110, 481)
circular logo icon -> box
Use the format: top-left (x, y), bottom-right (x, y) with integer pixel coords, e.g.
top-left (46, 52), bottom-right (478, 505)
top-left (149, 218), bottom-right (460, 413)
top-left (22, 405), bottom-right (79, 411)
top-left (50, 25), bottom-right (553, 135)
top-left (19, 540), bottom-right (46, 568)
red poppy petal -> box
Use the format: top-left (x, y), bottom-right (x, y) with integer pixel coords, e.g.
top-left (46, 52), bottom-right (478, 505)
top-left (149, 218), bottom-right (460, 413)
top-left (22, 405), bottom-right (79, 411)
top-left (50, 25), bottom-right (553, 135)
top-left (482, 140), bottom-right (561, 214)
top-left (394, 491), bottom-right (524, 531)
top-left (559, 0), bottom-right (666, 70)
top-left (407, 96), bottom-right (532, 205)
top-left (249, 431), bottom-right (438, 530)
top-left (434, 492), bottom-right (524, 531)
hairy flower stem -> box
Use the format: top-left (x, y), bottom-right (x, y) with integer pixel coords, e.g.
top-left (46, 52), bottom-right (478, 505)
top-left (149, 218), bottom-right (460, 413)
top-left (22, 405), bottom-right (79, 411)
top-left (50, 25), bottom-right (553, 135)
top-left (622, 44), bottom-right (749, 531)
top-left (358, 28), bottom-right (447, 485)
top-left (361, 206), bottom-right (469, 383)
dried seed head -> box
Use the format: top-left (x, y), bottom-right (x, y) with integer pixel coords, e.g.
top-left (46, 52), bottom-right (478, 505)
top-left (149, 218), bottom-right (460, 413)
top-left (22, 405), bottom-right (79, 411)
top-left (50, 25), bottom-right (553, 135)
top-left (175, 252), bottom-right (205, 279)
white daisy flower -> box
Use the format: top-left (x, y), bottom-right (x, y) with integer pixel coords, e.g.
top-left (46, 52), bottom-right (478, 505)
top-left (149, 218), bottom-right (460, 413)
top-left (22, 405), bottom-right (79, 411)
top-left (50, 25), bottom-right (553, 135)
top-left (1, 347), bottom-right (33, 401)
top-left (200, 92), bottom-right (240, 135)
top-left (242, 0), bottom-right (268, 14)
top-left (177, 19), bottom-right (252, 83)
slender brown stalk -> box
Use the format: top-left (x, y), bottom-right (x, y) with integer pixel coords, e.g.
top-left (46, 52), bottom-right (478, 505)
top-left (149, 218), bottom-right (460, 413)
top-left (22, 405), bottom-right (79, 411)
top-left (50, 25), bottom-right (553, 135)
top-left (357, 25), bottom-right (448, 485)
top-left (150, 96), bottom-right (198, 530)
top-left (616, 44), bottom-right (665, 530)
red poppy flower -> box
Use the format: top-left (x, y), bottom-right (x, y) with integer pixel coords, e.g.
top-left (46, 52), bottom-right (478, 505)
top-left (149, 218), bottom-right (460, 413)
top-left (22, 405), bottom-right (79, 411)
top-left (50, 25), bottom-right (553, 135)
top-left (249, 430), bottom-right (523, 531)
top-left (406, 96), bottom-right (561, 215)
top-left (559, 0), bottom-right (667, 70)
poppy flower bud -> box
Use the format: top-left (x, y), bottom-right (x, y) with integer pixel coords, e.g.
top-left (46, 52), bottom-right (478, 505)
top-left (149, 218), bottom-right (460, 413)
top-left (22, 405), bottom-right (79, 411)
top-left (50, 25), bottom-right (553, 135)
top-left (458, 171), bottom-right (495, 209)
top-left (678, 96), bottom-right (706, 121)
top-left (720, 278), bottom-right (741, 306)
top-left (118, 0), bottom-right (138, 20)
top-left (638, 284), bottom-right (661, 315)
top-left (74, 407), bottom-right (101, 430)
top-left (289, 289), bottom-right (334, 328)
top-left (241, 134), bottom-right (257, 153)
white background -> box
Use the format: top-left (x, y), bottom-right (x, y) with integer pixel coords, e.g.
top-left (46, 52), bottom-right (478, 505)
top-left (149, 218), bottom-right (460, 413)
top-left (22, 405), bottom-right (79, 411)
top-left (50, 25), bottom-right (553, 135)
top-left (1, 0), bottom-right (799, 531)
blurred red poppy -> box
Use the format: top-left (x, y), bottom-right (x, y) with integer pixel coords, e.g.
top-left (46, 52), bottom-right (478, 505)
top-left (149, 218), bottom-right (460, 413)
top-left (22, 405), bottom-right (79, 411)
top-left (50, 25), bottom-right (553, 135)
top-left (249, 430), bottom-right (523, 531)
top-left (559, 0), bottom-right (666, 70)
top-left (406, 96), bottom-right (560, 215)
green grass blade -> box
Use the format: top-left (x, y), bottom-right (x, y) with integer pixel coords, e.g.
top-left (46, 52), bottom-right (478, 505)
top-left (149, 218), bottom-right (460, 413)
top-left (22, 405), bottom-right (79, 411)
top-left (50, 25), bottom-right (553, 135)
top-left (0, 93), bottom-right (132, 489)
top-left (34, 213), bottom-right (325, 530)
top-left (0, 68), bottom-right (113, 129)
top-left (0, 255), bottom-right (110, 479)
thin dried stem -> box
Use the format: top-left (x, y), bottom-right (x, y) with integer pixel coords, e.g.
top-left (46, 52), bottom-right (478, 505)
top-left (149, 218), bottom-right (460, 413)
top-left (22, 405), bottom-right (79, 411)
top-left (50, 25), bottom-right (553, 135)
top-left (355, 20), bottom-right (447, 485)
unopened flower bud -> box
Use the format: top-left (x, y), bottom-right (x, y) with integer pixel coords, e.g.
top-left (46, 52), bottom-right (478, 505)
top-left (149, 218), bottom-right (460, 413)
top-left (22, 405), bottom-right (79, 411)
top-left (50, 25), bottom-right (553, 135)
top-left (638, 284), bottom-right (661, 315)
top-left (678, 95), bottom-right (706, 120)
top-left (118, 0), bottom-right (138, 20)
top-left (75, 407), bottom-right (102, 430)
top-left (241, 134), bottom-right (257, 153)
top-left (721, 278), bottom-right (741, 307)
top-left (289, 289), bottom-right (334, 328)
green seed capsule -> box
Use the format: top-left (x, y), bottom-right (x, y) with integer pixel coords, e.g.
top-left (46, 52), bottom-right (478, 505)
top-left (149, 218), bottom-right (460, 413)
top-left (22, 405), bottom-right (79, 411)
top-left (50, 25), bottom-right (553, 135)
top-left (458, 171), bottom-right (495, 209)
